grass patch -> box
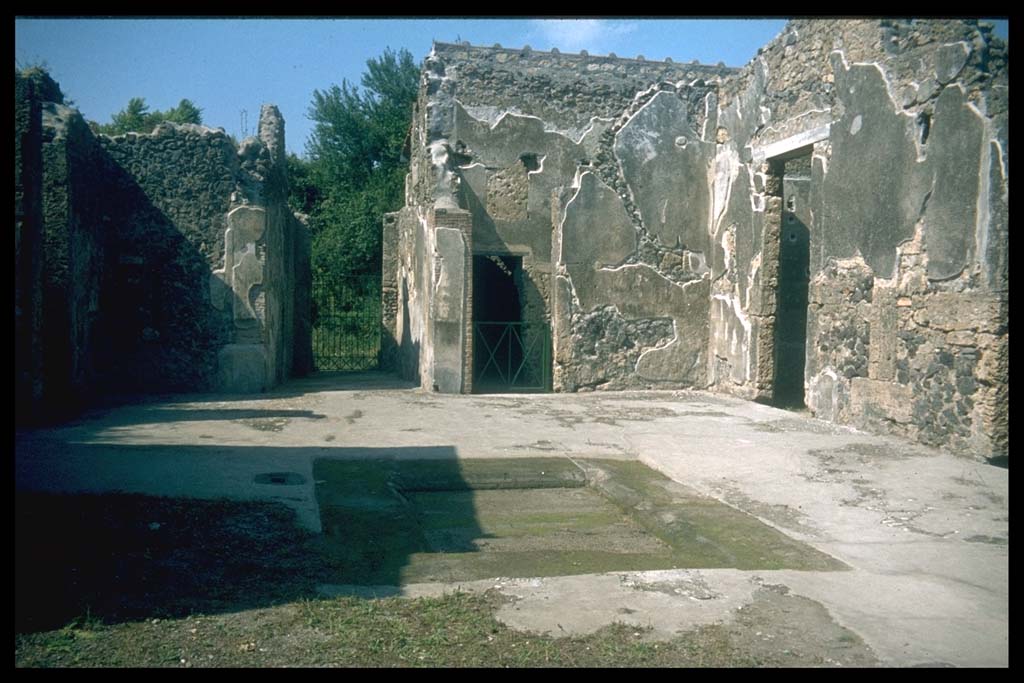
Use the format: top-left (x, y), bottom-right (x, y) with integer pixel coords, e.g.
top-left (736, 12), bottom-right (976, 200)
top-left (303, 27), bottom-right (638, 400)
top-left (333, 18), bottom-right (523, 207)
top-left (17, 589), bottom-right (761, 668)
top-left (313, 457), bottom-right (845, 586)
top-left (15, 490), bottom-right (860, 668)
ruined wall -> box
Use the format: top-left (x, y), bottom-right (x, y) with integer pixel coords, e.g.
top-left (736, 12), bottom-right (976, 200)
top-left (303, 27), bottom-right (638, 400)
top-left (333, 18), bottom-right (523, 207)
top-left (395, 42), bottom-right (736, 392)
top-left (380, 212), bottom-right (400, 372)
top-left (15, 72), bottom-right (45, 422)
top-left (391, 23), bottom-right (1007, 457)
top-left (15, 75), bottom-right (310, 413)
top-left (98, 105), bottom-right (309, 395)
top-left (37, 97), bottom-right (109, 416)
top-left (389, 205), bottom-right (432, 387)
top-left (708, 19), bottom-right (1008, 458)
top-left (98, 122), bottom-right (237, 392)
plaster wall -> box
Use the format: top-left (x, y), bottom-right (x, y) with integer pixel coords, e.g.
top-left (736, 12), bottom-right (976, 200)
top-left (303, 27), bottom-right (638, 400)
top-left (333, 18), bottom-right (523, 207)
top-left (708, 19), bottom-right (1008, 458)
top-left (391, 20), bottom-right (1007, 458)
top-left (393, 42), bottom-right (736, 393)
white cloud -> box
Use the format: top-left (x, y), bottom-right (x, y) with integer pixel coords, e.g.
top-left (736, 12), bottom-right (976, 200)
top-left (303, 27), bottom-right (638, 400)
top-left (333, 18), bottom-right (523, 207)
top-left (529, 19), bottom-right (638, 55)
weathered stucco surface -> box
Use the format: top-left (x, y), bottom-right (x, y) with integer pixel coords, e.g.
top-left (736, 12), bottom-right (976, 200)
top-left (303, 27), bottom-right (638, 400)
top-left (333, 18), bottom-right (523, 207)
top-left (387, 42), bottom-right (733, 394)
top-left (388, 20), bottom-right (1007, 461)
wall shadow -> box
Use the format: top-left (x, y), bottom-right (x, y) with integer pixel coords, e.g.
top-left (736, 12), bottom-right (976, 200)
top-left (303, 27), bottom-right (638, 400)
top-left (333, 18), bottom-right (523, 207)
top-left (313, 447), bottom-right (480, 589)
top-left (94, 153), bottom-right (227, 400)
top-left (771, 179), bottom-right (812, 409)
top-left (397, 276), bottom-right (421, 386)
top-left (64, 371), bottom-right (420, 414)
top-left (61, 408), bottom-right (329, 430)
top-left (15, 444), bottom-right (477, 634)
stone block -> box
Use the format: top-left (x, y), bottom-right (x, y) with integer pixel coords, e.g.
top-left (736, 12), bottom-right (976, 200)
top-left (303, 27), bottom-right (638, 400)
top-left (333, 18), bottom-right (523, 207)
top-left (850, 377), bottom-right (913, 423)
top-left (869, 289), bottom-right (897, 381)
top-left (923, 292), bottom-right (1002, 333)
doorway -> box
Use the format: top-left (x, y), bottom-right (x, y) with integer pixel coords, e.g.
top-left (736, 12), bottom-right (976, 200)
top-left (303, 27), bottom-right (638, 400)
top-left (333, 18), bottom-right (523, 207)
top-left (471, 254), bottom-right (550, 392)
top-left (772, 154), bottom-right (812, 407)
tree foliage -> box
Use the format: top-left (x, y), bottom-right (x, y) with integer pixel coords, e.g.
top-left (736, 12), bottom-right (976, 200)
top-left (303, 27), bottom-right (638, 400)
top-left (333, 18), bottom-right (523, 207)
top-left (299, 48), bottom-right (419, 282)
top-left (92, 97), bottom-right (203, 135)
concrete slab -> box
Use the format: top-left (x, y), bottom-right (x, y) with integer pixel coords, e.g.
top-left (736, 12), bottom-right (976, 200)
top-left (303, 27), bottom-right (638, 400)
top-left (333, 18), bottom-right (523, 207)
top-left (14, 372), bottom-right (1008, 666)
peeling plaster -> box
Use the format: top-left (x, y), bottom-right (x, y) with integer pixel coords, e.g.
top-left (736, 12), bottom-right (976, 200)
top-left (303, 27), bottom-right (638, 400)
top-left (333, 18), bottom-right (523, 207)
top-left (634, 317), bottom-right (679, 369)
top-left (527, 154), bottom-right (547, 176)
top-left (597, 262), bottom-right (707, 293)
top-left (701, 91), bottom-right (713, 141)
top-left (721, 227), bottom-right (735, 273)
top-left (808, 367), bottom-right (841, 422)
top-left (991, 138), bottom-right (1006, 189)
top-left (394, 26), bottom-right (1007, 457)
top-left (744, 253), bottom-right (762, 310)
top-left (712, 292), bottom-right (753, 380)
top-left (975, 133), bottom-right (992, 277)
top-left (711, 144), bottom-right (741, 234)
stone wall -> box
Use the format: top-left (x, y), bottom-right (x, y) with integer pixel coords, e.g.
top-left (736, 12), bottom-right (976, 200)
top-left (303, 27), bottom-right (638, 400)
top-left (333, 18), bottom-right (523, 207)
top-left (393, 42), bottom-right (737, 393)
top-left (390, 21), bottom-right (1007, 460)
top-left (707, 19), bottom-right (1008, 459)
top-left (14, 75), bottom-right (311, 420)
top-left (15, 72), bottom-right (45, 422)
top-left (389, 205), bottom-right (431, 386)
top-left (38, 98), bottom-right (109, 416)
top-left (98, 122), bottom-right (237, 393)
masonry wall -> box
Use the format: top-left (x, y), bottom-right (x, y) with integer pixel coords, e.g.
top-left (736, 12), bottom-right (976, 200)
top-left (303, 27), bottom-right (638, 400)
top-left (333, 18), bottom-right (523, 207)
top-left (15, 76), bottom-right (311, 419)
top-left (97, 122), bottom-right (237, 393)
top-left (15, 73), bottom-right (45, 421)
top-left (391, 22), bottom-right (1007, 460)
top-left (706, 19), bottom-right (1008, 458)
top-left (389, 205), bottom-right (430, 386)
top-left (394, 42), bottom-right (737, 393)
top-left (38, 100), bottom-right (109, 416)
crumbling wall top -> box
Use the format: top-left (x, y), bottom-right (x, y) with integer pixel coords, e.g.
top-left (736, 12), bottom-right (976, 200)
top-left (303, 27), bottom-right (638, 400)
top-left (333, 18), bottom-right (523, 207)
top-left (432, 40), bottom-right (738, 72)
top-left (429, 41), bottom-right (738, 134)
top-left (718, 19), bottom-right (1008, 118)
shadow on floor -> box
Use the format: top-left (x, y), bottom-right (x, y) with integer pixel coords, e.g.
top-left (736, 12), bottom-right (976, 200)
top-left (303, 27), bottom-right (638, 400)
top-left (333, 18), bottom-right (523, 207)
top-left (14, 445), bottom-right (472, 635)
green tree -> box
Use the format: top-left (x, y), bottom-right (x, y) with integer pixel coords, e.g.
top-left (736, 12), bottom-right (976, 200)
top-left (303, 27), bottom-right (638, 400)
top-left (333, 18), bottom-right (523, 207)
top-left (302, 48), bottom-right (419, 282)
top-left (286, 152), bottom-right (320, 216)
top-left (93, 97), bottom-right (203, 135)
top-left (164, 98), bottom-right (203, 125)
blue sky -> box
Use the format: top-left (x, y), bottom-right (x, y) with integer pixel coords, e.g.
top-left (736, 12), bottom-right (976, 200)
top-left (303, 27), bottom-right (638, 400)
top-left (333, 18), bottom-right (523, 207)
top-left (15, 18), bottom-right (1008, 158)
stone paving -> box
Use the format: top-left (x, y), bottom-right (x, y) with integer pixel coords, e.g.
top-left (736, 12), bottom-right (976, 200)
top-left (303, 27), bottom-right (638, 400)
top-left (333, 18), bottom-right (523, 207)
top-left (15, 372), bottom-right (1008, 667)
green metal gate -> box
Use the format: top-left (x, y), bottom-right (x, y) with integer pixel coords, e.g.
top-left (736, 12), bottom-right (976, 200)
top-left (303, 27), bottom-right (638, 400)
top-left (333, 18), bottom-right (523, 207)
top-left (312, 276), bottom-right (381, 372)
top-left (473, 321), bottom-right (551, 392)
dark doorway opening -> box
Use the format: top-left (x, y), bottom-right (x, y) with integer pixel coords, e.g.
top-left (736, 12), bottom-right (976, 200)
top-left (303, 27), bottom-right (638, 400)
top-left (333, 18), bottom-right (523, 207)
top-left (772, 154), bottom-right (812, 408)
top-left (472, 255), bottom-right (549, 392)
top-left (473, 254), bottom-right (521, 325)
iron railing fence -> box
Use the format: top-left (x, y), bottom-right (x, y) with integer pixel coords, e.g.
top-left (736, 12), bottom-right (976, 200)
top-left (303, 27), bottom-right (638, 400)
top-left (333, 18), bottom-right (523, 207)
top-left (312, 275), bottom-right (381, 372)
top-left (473, 321), bottom-right (551, 392)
